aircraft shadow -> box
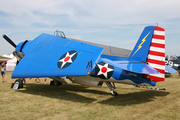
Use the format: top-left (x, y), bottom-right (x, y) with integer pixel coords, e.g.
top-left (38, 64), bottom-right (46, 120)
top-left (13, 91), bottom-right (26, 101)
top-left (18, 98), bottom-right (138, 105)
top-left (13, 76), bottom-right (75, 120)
top-left (99, 90), bottom-right (170, 106)
top-left (17, 84), bottom-right (170, 105)
top-left (17, 83), bottom-right (109, 103)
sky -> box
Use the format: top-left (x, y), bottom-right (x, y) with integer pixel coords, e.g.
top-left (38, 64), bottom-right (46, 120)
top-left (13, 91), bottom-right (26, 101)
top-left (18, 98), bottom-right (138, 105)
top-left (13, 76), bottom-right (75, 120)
top-left (0, 0), bottom-right (180, 56)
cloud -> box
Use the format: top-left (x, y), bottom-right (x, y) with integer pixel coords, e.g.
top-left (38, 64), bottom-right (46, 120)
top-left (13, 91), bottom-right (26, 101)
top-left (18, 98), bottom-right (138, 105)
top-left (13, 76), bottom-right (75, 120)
top-left (1, 0), bottom-right (180, 28)
top-left (0, 0), bottom-right (180, 55)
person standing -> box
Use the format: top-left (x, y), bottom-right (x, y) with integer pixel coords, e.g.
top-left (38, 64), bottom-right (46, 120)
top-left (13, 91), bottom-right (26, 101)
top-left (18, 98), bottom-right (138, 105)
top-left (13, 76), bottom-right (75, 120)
top-left (44, 77), bottom-right (47, 84)
top-left (23, 78), bottom-right (26, 84)
top-left (1, 63), bottom-right (6, 83)
top-left (34, 78), bottom-right (41, 83)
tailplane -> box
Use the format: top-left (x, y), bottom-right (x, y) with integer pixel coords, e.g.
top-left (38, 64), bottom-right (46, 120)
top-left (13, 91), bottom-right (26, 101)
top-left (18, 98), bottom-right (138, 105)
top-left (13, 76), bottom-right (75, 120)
top-left (129, 26), bottom-right (165, 82)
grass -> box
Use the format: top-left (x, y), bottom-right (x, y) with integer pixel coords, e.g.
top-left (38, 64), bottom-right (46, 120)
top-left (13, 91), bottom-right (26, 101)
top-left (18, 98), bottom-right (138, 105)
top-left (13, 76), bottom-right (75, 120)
top-left (0, 72), bottom-right (180, 120)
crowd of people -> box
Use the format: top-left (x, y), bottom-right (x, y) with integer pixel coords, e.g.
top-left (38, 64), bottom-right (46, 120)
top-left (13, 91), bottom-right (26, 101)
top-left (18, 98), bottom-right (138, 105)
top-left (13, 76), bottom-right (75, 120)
top-left (22, 78), bottom-right (47, 84)
top-left (1, 62), bottom-right (48, 84)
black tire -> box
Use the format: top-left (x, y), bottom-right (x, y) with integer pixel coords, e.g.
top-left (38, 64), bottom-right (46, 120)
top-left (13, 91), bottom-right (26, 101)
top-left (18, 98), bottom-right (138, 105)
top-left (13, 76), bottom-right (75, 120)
top-left (50, 81), bottom-right (54, 86)
top-left (111, 91), bottom-right (118, 96)
top-left (14, 79), bottom-right (23, 89)
top-left (53, 80), bottom-right (62, 86)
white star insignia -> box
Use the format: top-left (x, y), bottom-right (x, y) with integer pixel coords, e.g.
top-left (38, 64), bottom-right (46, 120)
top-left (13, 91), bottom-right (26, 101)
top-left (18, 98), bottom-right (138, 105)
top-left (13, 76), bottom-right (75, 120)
top-left (97, 63), bottom-right (114, 79)
top-left (58, 52), bottom-right (77, 68)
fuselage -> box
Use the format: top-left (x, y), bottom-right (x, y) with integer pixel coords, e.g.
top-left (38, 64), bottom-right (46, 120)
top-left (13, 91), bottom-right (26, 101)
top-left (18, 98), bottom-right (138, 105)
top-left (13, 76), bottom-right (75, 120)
top-left (68, 54), bottom-right (156, 87)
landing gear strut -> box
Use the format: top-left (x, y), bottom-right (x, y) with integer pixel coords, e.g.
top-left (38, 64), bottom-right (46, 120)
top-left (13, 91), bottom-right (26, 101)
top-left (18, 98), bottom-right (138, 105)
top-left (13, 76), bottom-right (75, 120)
top-left (105, 82), bottom-right (118, 96)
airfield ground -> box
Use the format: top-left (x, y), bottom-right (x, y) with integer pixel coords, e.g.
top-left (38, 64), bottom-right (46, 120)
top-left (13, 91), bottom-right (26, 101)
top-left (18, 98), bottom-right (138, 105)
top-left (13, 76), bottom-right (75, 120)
top-left (0, 72), bottom-right (180, 120)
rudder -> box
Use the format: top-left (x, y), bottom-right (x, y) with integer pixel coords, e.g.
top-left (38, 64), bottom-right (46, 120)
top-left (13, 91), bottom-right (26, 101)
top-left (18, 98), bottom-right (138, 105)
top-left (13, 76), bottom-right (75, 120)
top-left (146, 26), bottom-right (165, 82)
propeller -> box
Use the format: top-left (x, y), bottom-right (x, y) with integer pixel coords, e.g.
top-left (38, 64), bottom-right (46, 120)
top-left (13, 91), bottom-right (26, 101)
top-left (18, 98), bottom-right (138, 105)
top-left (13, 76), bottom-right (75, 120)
top-left (2, 34), bottom-right (17, 48)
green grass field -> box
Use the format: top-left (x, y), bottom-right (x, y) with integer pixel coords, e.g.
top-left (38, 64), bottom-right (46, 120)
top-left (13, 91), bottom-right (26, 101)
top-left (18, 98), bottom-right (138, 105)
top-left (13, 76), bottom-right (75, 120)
top-left (0, 72), bottom-right (180, 120)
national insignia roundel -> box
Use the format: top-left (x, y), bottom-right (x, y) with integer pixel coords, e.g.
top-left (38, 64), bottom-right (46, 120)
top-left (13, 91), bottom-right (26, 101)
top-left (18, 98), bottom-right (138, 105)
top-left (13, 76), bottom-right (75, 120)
top-left (57, 50), bottom-right (77, 69)
top-left (95, 61), bottom-right (114, 79)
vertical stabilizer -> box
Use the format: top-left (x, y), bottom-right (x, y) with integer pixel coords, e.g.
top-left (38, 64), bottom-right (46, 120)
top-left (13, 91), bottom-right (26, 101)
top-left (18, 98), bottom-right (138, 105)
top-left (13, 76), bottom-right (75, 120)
top-left (129, 26), bottom-right (165, 82)
top-left (129, 26), bottom-right (155, 62)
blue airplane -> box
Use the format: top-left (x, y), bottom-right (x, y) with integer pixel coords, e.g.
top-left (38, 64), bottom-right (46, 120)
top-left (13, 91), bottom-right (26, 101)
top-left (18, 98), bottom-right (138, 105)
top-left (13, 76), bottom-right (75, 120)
top-left (3, 26), bottom-right (172, 96)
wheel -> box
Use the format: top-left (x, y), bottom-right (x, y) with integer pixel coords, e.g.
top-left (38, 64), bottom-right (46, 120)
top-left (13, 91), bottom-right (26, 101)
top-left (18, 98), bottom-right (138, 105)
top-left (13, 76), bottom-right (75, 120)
top-left (53, 80), bottom-right (62, 86)
top-left (111, 91), bottom-right (118, 96)
top-left (14, 79), bottom-right (23, 89)
top-left (53, 80), bottom-right (59, 86)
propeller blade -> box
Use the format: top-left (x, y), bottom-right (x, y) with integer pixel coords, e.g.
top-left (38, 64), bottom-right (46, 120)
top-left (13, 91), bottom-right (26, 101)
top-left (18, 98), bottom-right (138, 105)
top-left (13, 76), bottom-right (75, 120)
top-left (2, 34), bottom-right (17, 48)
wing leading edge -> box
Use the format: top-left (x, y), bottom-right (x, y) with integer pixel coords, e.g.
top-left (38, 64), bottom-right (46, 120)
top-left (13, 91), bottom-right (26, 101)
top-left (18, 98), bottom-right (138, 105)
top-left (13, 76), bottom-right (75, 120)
top-left (12, 33), bottom-right (103, 78)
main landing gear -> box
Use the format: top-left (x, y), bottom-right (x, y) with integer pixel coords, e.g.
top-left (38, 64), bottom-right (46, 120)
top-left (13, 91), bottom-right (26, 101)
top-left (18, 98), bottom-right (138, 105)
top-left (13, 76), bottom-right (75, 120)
top-left (50, 79), bottom-right (62, 86)
top-left (13, 79), bottom-right (24, 89)
top-left (105, 82), bottom-right (118, 96)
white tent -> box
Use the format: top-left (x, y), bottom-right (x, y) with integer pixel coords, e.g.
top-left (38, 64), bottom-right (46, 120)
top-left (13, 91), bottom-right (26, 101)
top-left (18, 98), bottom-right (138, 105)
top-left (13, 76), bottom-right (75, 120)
top-left (6, 57), bottom-right (17, 71)
top-left (2, 54), bottom-right (14, 59)
top-left (2, 54), bottom-right (17, 71)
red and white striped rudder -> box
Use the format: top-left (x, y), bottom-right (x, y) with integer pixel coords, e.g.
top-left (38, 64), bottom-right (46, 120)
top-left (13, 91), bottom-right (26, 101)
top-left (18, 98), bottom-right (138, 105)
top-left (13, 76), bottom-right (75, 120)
top-left (146, 26), bottom-right (165, 82)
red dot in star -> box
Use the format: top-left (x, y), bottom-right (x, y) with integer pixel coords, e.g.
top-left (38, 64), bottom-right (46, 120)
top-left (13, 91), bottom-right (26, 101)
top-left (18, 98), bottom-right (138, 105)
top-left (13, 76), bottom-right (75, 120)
top-left (101, 67), bottom-right (107, 73)
top-left (64, 56), bottom-right (70, 62)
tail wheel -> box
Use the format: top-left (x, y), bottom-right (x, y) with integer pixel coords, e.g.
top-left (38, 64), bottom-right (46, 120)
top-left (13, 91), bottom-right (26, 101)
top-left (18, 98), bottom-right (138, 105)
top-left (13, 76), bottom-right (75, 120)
top-left (111, 91), bottom-right (118, 96)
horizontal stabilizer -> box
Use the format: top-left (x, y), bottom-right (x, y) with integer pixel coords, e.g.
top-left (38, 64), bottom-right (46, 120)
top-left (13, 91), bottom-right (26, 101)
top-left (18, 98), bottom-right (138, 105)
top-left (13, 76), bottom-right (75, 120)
top-left (165, 65), bottom-right (177, 74)
top-left (12, 33), bottom-right (103, 78)
top-left (102, 58), bottom-right (160, 74)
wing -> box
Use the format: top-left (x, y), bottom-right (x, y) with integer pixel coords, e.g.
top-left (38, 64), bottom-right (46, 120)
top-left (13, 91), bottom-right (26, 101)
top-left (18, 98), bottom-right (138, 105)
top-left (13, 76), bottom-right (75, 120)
top-left (101, 58), bottom-right (161, 74)
top-left (12, 33), bottom-right (103, 78)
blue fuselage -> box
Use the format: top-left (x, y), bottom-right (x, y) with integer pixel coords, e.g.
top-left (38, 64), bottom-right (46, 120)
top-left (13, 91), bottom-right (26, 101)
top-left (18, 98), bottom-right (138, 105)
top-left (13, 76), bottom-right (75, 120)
top-left (90, 54), bottom-right (156, 86)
